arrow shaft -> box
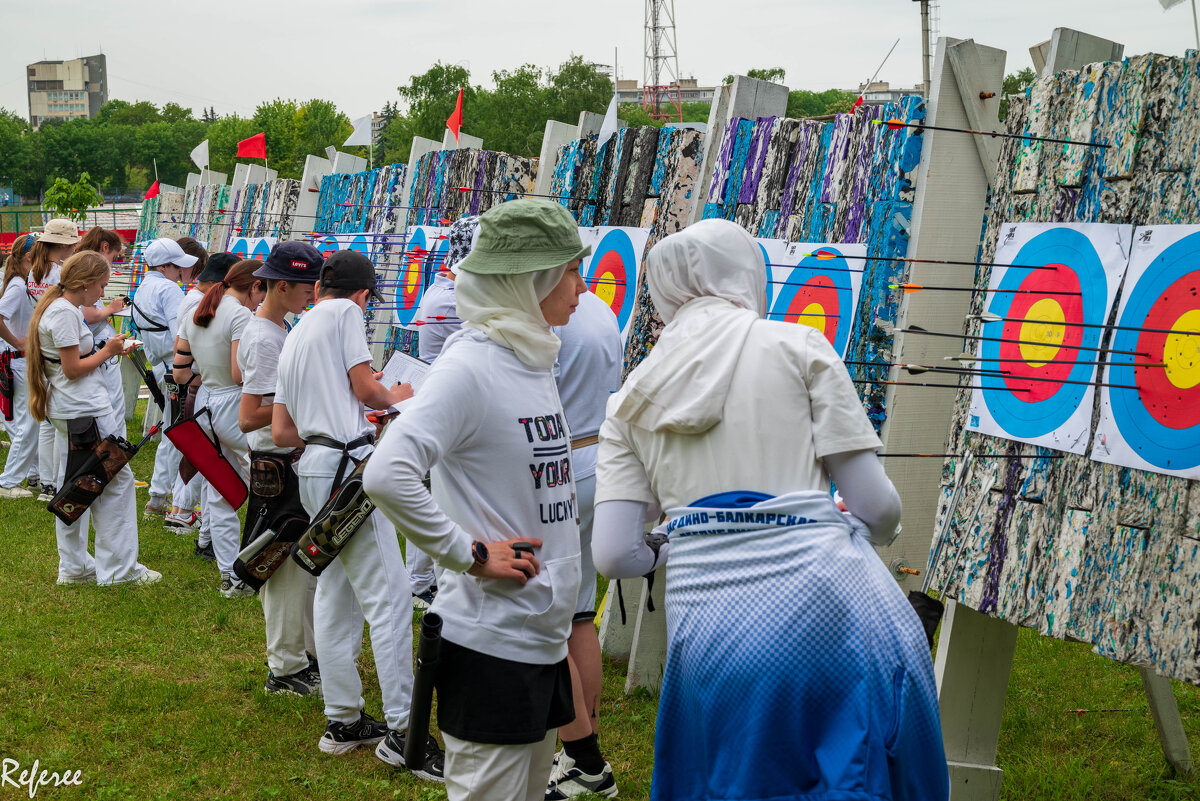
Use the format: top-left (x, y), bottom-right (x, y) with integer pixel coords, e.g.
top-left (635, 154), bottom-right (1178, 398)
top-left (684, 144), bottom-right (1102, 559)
top-left (804, 251), bottom-right (1055, 271)
top-left (904, 284), bottom-right (1081, 296)
top-left (899, 327), bottom-right (1147, 357)
top-left (879, 119), bottom-right (1109, 149)
top-left (981, 315), bottom-right (1200, 338)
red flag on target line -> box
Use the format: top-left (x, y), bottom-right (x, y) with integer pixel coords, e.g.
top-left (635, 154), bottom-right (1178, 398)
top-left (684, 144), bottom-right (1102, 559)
top-left (237, 132), bottom-right (267, 159)
top-left (144, 181), bottom-right (160, 200)
top-left (446, 88), bottom-right (463, 144)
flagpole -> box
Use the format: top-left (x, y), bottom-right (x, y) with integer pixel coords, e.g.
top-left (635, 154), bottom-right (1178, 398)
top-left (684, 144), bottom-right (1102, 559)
top-left (1193, 0), bottom-right (1199, 49)
top-left (153, 158), bottom-right (159, 183)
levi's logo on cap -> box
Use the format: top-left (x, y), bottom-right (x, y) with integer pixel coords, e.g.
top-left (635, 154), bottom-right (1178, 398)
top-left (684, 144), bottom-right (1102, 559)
top-left (291, 260), bottom-right (309, 270)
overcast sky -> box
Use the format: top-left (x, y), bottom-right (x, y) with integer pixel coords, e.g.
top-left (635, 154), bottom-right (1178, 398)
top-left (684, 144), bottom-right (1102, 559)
top-left (2, 0), bottom-right (1195, 120)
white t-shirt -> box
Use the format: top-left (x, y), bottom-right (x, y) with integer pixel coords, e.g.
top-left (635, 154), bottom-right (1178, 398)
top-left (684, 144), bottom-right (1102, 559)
top-left (177, 287), bottom-right (204, 331)
top-left (365, 328), bottom-right (582, 664)
top-left (27, 262), bottom-right (61, 300)
top-left (553, 291), bottom-right (623, 481)
top-left (179, 294), bottom-right (250, 391)
top-left (409, 273), bottom-right (460, 362)
top-left (131, 270), bottom-right (183, 367)
top-left (275, 298), bottom-right (374, 478)
top-left (597, 323), bottom-right (882, 511)
top-left (0, 276), bottom-right (35, 355)
top-left (238, 315), bottom-right (288, 453)
top-left (38, 297), bottom-right (111, 420)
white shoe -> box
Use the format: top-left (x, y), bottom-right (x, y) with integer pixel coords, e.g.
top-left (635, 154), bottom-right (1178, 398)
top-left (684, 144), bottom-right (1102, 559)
top-left (56, 571), bottom-right (97, 585)
top-left (134, 569), bottom-right (163, 586)
top-left (0, 485), bottom-right (34, 499)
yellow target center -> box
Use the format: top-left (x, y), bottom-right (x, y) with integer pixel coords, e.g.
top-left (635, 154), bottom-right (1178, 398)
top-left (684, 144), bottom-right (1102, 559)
top-left (1164, 309), bottom-right (1200, 389)
top-left (405, 267), bottom-right (421, 298)
top-left (594, 273), bottom-right (617, 307)
top-left (798, 302), bottom-right (827, 334)
top-left (1017, 298), bottom-right (1066, 367)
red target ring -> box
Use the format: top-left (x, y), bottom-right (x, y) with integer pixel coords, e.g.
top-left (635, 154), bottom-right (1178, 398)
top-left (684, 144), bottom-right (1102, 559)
top-left (588, 251), bottom-right (627, 317)
top-left (1133, 273), bottom-right (1200, 428)
top-left (780, 275), bottom-right (840, 346)
top-left (996, 264), bottom-right (1084, 402)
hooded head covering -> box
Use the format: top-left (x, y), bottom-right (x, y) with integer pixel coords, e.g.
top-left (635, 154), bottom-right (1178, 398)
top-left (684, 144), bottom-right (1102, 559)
top-left (446, 215), bottom-right (480, 275)
top-left (454, 266), bottom-right (567, 369)
top-left (611, 219), bottom-right (767, 433)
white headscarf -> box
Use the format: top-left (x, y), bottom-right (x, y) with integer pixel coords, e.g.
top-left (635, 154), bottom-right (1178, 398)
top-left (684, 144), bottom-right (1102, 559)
top-left (454, 264), bottom-right (567, 369)
top-left (611, 219), bottom-right (767, 433)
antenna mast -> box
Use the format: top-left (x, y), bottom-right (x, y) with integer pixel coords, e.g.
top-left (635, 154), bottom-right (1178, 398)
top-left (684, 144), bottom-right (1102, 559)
top-left (643, 0), bottom-right (682, 122)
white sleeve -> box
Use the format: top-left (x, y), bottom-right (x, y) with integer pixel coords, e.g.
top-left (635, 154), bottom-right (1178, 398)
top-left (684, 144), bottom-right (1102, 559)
top-left (0, 280), bottom-right (21, 322)
top-left (824, 449), bottom-right (902, 546)
top-left (362, 359), bottom-right (479, 574)
top-left (592, 500), bottom-right (666, 579)
top-left (594, 406), bottom-right (658, 506)
top-left (339, 304), bottom-right (373, 372)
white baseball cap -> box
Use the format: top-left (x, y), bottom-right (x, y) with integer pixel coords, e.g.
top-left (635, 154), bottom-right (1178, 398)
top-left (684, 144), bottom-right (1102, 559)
top-left (144, 238), bottom-right (198, 268)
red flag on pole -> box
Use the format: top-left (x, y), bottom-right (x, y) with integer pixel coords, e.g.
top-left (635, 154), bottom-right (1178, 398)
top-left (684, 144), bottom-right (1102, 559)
top-left (852, 95), bottom-right (864, 113)
top-left (237, 132), bottom-right (267, 159)
top-left (144, 180), bottom-right (160, 200)
top-left (446, 88), bottom-right (463, 144)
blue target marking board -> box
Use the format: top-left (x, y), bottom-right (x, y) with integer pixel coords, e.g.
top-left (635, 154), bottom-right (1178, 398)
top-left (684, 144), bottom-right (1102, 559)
top-left (394, 226), bottom-right (450, 326)
top-left (967, 223), bottom-right (1132, 454)
top-left (577, 227), bottom-right (650, 344)
top-left (758, 239), bottom-right (866, 358)
top-left (228, 236), bottom-right (277, 262)
top-left (312, 233), bottom-right (371, 261)
top-left (1093, 225), bottom-right (1200, 478)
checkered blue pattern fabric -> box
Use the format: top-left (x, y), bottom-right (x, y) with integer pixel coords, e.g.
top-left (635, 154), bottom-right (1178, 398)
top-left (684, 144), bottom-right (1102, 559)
top-left (652, 491), bottom-right (949, 801)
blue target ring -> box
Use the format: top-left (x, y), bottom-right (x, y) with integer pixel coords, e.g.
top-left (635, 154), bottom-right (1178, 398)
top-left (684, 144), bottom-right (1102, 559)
top-left (979, 228), bottom-right (1107, 438)
top-left (767, 246), bottom-right (854, 354)
top-left (586, 230), bottom-right (636, 331)
top-left (1107, 233), bottom-right (1200, 469)
top-left (229, 237), bottom-right (250, 259)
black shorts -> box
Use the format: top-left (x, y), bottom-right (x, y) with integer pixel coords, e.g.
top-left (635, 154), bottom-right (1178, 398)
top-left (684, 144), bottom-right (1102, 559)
top-left (434, 636), bottom-right (574, 745)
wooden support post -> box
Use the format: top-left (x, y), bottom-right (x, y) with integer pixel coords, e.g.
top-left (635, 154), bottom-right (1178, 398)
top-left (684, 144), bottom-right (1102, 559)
top-left (876, 36), bottom-right (1006, 594)
top-left (935, 600), bottom-right (1018, 801)
top-left (441, 129), bottom-right (482, 151)
top-left (1139, 667), bottom-right (1195, 774)
top-left (597, 578), bottom-right (644, 660)
top-left (624, 567), bottom-right (667, 693)
top-left (1032, 28), bottom-right (1124, 78)
top-left (534, 120), bottom-right (580, 198)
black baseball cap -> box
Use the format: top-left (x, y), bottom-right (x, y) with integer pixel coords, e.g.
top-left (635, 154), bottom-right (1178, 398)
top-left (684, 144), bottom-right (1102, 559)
top-left (197, 252), bottom-right (238, 284)
top-left (320, 250), bottom-right (384, 302)
top-left (255, 241), bottom-right (323, 283)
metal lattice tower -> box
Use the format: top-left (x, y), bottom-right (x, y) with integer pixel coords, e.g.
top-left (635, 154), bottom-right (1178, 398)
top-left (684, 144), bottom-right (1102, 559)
top-left (643, 0), bottom-right (683, 122)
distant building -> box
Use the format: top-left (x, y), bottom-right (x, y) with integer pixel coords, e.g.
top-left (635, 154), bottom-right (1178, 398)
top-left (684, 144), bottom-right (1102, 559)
top-left (615, 77), bottom-right (716, 105)
top-left (854, 80), bottom-right (924, 106)
top-left (27, 54), bottom-right (108, 129)
top-left (371, 112), bottom-right (387, 145)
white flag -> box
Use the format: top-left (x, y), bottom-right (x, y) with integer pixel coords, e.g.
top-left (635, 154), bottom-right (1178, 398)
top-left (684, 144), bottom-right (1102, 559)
top-left (597, 95), bottom-right (619, 149)
top-left (189, 139), bottom-right (209, 170)
top-left (1159, 0), bottom-right (1188, 8)
top-left (344, 114), bottom-right (374, 147)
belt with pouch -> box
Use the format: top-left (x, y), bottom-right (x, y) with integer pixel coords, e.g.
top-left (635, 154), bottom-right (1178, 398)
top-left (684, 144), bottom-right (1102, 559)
top-left (304, 433), bottom-right (376, 491)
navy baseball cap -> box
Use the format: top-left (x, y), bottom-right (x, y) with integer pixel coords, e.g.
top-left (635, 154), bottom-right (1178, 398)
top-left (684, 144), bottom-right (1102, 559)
top-left (320, 250), bottom-right (384, 302)
top-left (255, 241), bottom-right (323, 283)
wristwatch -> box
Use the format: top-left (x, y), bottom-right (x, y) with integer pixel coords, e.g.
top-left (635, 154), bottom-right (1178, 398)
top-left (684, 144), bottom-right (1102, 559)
top-left (471, 540), bottom-right (489, 567)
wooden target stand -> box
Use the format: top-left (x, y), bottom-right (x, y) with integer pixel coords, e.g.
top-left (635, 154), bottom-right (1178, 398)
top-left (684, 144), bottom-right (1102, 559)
top-left (595, 32), bottom-right (1194, 800)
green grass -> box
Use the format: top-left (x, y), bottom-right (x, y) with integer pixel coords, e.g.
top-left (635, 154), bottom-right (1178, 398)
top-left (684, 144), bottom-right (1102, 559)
top-left (1, 401), bottom-right (1198, 799)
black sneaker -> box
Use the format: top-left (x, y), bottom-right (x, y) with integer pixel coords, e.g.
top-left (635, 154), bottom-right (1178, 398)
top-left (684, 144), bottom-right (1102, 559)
top-left (194, 541), bottom-right (215, 563)
top-left (318, 711), bottom-right (388, 755)
top-left (412, 585), bottom-right (438, 610)
top-left (375, 729), bottom-right (445, 783)
top-left (545, 752), bottom-right (618, 799)
top-left (265, 665), bottom-right (322, 697)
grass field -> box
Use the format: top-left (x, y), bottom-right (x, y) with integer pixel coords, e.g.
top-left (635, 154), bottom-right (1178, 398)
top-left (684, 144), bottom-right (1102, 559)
top-left (1, 402), bottom-right (1199, 800)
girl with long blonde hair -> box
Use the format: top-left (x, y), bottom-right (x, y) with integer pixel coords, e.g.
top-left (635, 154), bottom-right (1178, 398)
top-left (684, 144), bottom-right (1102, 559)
top-left (0, 235), bottom-right (41, 497)
top-left (28, 218), bottom-right (82, 502)
top-left (29, 251), bottom-right (160, 586)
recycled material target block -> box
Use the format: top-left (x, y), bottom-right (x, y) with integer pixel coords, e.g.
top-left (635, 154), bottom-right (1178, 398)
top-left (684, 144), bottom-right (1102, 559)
top-left (1092, 224), bottom-right (1200, 477)
top-left (967, 222), bottom-right (1132, 454)
top-left (759, 239), bottom-right (866, 358)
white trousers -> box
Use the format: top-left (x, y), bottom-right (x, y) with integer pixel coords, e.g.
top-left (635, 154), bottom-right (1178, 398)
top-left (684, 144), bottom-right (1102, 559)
top-left (38, 420), bottom-right (56, 486)
top-left (200, 388), bottom-right (249, 576)
top-left (443, 730), bottom-right (557, 801)
top-left (406, 540), bottom-right (437, 595)
top-left (0, 358), bottom-right (38, 488)
top-left (301, 471), bottom-right (414, 730)
top-left (100, 357), bottom-right (125, 439)
top-left (261, 559), bottom-right (318, 676)
top-left (148, 370), bottom-right (182, 501)
top-left (51, 409), bottom-right (148, 584)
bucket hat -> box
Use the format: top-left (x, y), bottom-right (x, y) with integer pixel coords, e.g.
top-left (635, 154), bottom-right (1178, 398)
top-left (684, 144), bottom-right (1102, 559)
top-left (40, 218), bottom-right (81, 245)
top-left (455, 199), bottom-right (589, 276)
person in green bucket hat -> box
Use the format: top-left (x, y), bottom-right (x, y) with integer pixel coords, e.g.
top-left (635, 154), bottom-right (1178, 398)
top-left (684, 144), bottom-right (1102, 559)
top-left (365, 199), bottom-right (591, 800)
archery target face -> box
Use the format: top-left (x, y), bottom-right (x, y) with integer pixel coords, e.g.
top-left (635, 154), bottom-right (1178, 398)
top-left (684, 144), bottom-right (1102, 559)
top-left (764, 241), bottom-right (866, 357)
top-left (228, 236), bottom-right (277, 262)
top-left (394, 226), bottom-right (449, 326)
top-left (1093, 225), bottom-right (1200, 477)
top-left (967, 223), bottom-right (1132, 454)
top-left (577, 226), bottom-right (650, 343)
top-left (314, 233), bottom-right (370, 261)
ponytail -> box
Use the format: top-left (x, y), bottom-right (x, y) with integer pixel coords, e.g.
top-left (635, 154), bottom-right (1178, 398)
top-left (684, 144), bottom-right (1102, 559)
top-left (26, 252), bottom-right (111, 422)
top-left (29, 240), bottom-right (55, 284)
top-left (2, 235), bottom-right (33, 293)
top-left (194, 259), bottom-right (261, 328)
